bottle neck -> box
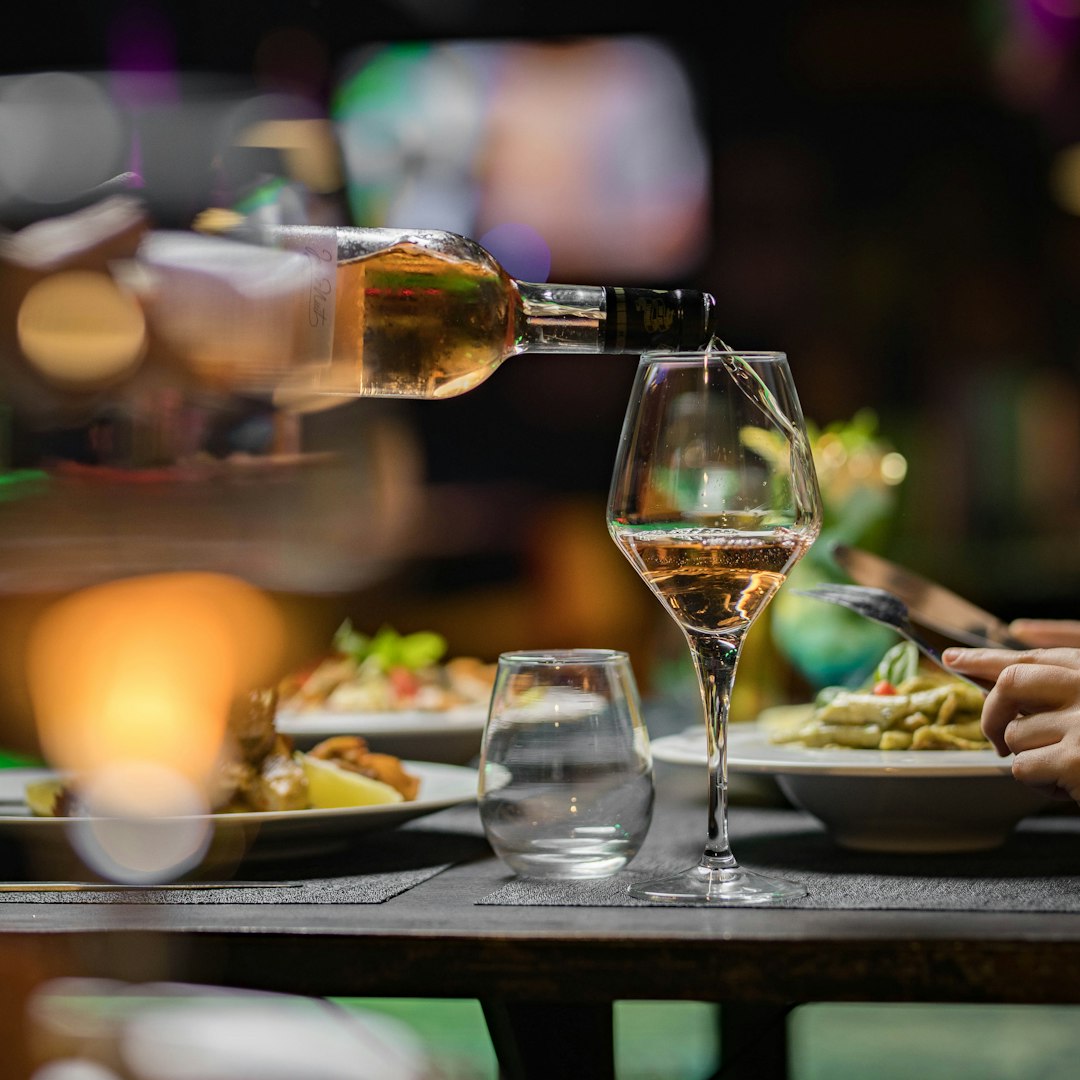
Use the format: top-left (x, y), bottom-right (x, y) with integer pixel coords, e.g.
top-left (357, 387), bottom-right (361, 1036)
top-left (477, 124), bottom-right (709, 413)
top-left (516, 281), bottom-right (716, 354)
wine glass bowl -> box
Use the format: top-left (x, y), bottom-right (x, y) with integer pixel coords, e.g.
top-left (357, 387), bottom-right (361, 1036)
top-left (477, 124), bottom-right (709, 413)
top-left (607, 349), bottom-right (822, 904)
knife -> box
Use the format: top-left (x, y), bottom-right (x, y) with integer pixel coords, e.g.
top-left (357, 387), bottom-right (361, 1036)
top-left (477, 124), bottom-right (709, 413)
top-left (830, 543), bottom-right (1025, 649)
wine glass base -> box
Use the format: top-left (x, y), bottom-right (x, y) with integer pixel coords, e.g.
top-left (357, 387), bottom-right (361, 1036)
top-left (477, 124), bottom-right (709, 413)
top-left (627, 862), bottom-right (807, 905)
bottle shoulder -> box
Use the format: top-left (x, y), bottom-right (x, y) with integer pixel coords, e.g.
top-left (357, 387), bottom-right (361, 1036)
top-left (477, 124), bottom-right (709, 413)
top-left (278, 224), bottom-right (507, 277)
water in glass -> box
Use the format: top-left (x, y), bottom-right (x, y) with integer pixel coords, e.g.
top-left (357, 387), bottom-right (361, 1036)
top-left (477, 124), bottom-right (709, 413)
top-left (478, 649), bottom-right (654, 879)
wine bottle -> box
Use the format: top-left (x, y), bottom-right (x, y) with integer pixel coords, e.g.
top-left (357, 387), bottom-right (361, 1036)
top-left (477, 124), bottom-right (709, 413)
top-left (137, 215), bottom-right (719, 404)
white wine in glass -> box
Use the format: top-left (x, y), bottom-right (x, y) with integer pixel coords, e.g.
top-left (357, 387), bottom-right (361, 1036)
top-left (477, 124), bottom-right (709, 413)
top-left (607, 349), bottom-right (822, 904)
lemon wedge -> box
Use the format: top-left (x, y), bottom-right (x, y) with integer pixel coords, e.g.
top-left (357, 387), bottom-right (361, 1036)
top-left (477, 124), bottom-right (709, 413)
top-left (25, 779), bottom-right (65, 817)
top-left (298, 753), bottom-right (404, 809)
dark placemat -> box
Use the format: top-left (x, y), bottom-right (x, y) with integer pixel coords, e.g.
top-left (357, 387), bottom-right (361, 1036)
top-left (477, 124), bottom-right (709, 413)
top-left (477, 804), bottom-right (1080, 910)
top-left (0, 867), bottom-right (449, 905)
top-left (0, 805), bottom-right (490, 904)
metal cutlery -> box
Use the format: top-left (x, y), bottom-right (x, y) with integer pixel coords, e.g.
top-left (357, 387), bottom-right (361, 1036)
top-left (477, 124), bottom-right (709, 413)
top-left (830, 543), bottom-right (1024, 649)
top-left (793, 582), bottom-right (990, 692)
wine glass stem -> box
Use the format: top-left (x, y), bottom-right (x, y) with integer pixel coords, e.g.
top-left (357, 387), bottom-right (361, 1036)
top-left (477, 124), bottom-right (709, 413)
top-left (687, 630), bottom-right (743, 869)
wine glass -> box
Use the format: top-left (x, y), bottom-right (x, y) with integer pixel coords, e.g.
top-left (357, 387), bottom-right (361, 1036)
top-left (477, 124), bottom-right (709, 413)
top-left (607, 349), bottom-right (822, 904)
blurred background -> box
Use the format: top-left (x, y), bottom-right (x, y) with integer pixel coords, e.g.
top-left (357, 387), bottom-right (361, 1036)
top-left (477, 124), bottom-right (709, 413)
top-left (2, 0), bottom-right (1080, 745)
top-left (5, 4), bottom-right (1080, 1077)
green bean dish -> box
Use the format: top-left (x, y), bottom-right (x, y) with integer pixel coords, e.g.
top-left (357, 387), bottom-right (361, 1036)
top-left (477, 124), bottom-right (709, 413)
top-left (765, 642), bottom-right (989, 751)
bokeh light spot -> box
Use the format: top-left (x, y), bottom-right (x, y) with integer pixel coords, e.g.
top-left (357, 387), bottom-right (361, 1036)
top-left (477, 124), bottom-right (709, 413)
top-left (68, 762), bottom-right (213, 884)
top-left (27, 573), bottom-right (284, 789)
top-left (881, 451), bottom-right (908, 485)
top-left (235, 118), bottom-right (343, 194)
top-left (0, 72), bottom-right (125, 203)
top-left (1050, 144), bottom-right (1080, 215)
top-left (26, 574), bottom-right (284, 880)
top-left (17, 271), bottom-right (147, 389)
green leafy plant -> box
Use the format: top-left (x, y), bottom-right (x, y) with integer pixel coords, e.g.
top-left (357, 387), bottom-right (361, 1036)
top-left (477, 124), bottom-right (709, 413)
top-left (768, 410), bottom-right (908, 689)
top-left (332, 620), bottom-right (448, 671)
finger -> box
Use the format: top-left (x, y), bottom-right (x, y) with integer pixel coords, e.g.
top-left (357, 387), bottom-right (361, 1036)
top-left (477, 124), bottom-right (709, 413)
top-left (944, 647), bottom-right (1080, 678)
top-left (1011, 744), bottom-right (1080, 804)
top-left (1000, 710), bottom-right (1071, 754)
top-left (1009, 619), bottom-right (1080, 649)
top-left (993, 662), bottom-right (1080, 710)
top-left (942, 647), bottom-right (1023, 680)
top-left (980, 688), bottom-right (1017, 756)
top-left (978, 664), bottom-right (1080, 754)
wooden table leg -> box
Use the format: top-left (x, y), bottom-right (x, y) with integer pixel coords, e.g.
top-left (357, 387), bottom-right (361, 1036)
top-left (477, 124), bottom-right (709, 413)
top-left (712, 1002), bottom-right (794, 1080)
top-left (481, 999), bottom-right (615, 1080)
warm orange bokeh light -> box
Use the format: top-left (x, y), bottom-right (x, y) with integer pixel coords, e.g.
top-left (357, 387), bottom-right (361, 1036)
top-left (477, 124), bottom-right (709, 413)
top-left (16, 269), bottom-right (147, 388)
top-left (26, 573), bottom-right (285, 792)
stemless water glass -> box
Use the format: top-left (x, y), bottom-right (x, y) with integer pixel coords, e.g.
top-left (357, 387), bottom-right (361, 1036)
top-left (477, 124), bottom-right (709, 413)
top-left (607, 349), bottom-right (822, 904)
top-left (477, 649), bottom-right (654, 879)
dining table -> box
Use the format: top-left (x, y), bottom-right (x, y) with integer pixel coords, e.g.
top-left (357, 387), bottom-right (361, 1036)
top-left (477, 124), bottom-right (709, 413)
top-left (5, 701), bottom-right (1080, 1080)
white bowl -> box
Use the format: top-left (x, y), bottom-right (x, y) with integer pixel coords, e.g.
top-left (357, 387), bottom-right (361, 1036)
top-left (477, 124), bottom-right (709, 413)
top-left (651, 720), bottom-right (1053, 853)
top-left (773, 771), bottom-right (1050, 853)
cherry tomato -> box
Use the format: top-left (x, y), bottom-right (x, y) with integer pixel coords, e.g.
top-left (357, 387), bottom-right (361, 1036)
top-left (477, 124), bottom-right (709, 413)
top-left (389, 666), bottom-right (421, 700)
top-left (872, 680), bottom-right (897, 695)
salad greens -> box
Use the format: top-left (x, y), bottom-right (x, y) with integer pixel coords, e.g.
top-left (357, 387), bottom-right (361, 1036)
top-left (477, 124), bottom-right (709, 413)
top-left (332, 620), bottom-right (448, 671)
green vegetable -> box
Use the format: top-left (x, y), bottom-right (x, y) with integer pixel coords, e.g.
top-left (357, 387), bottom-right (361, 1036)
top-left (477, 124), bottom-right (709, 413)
top-left (813, 684), bottom-right (845, 708)
top-left (333, 619), bottom-right (369, 660)
top-left (869, 641), bottom-right (919, 688)
top-left (332, 620), bottom-right (448, 671)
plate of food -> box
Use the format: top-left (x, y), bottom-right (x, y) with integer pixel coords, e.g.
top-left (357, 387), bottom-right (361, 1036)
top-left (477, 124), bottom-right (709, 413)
top-left (0, 686), bottom-right (479, 878)
top-left (275, 623), bottom-right (496, 763)
top-left (650, 642), bottom-right (1052, 853)
top-left (0, 759), bottom-right (477, 841)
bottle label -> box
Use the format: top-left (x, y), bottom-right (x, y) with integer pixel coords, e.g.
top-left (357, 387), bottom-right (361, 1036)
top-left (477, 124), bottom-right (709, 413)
top-left (603, 287), bottom-right (706, 351)
top-left (276, 226), bottom-right (338, 367)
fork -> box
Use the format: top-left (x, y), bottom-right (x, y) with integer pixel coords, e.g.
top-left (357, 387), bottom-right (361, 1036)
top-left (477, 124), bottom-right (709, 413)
top-left (792, 583), bottom-right (990, 693)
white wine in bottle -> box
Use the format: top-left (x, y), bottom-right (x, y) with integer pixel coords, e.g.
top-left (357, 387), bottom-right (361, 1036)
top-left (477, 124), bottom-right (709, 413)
top-left (138, 217), bottom-right (720, 404)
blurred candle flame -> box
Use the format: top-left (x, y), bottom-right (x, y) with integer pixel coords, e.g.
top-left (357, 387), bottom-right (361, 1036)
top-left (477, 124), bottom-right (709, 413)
top-left (25, 573), bottom-right (285, 879)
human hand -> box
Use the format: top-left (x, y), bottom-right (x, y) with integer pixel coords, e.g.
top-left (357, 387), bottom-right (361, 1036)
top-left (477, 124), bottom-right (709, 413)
top-left (943, 646), bottom-right (1080, 801)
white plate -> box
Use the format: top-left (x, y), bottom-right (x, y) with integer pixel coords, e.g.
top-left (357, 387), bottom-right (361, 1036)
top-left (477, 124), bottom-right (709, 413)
top-left (0, 761), bottom-right (479, 866)
top-left (276, 706), bottom-right (487, 764)
top-left (650, 721), bottom-right (1049, 853)
top-left (652, 723), bottom-right (1015, 776)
